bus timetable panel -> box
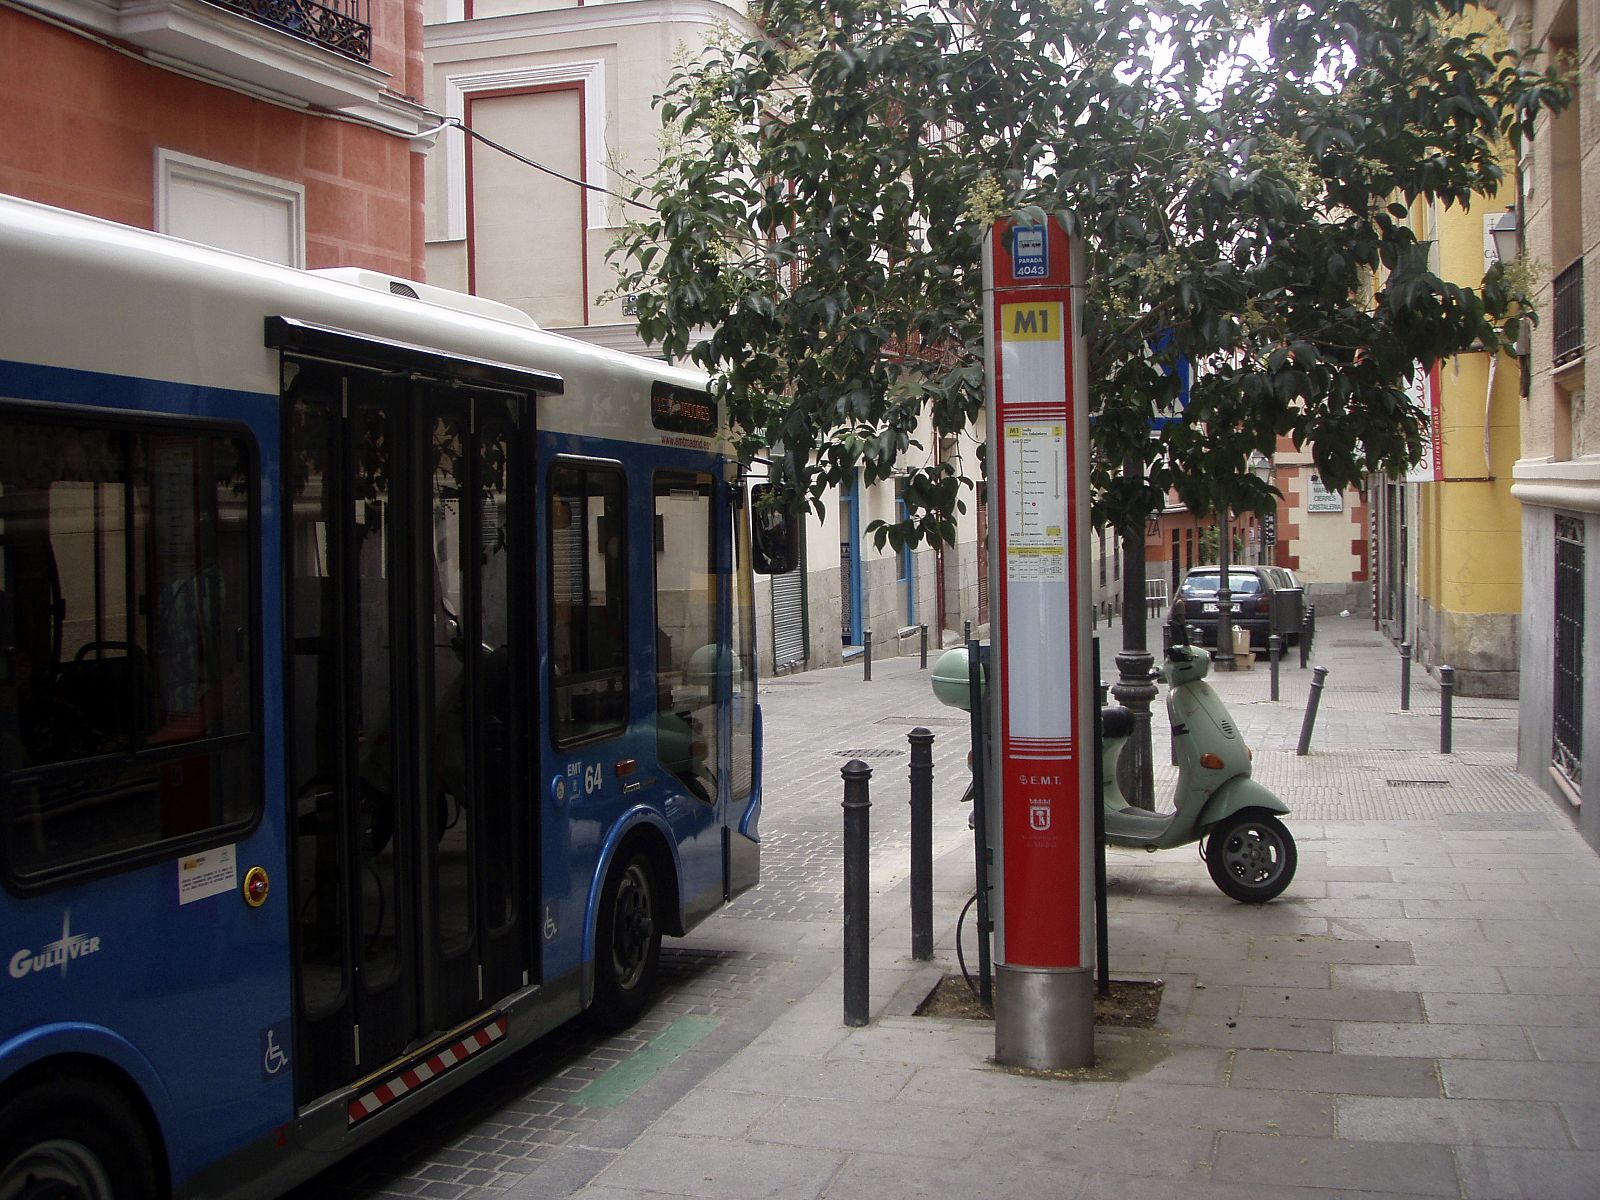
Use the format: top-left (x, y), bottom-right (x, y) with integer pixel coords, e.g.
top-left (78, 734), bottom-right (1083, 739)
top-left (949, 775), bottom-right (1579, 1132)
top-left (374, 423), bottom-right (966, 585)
top-left (0, 195), bottom-right (765, 1200)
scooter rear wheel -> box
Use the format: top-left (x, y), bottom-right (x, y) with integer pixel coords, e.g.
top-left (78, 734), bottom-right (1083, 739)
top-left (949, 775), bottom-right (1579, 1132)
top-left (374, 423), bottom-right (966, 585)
top-left (1205, 809), bottom-right (1296, 903)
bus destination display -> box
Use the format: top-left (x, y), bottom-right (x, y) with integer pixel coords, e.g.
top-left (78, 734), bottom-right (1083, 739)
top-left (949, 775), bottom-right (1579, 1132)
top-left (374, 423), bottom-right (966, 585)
top-left (651, 381), bottom-right (717, 437)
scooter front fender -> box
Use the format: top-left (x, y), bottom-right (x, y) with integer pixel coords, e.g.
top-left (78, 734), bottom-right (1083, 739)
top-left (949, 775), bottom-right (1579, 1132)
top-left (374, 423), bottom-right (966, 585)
top-left (1199, 777), bottom-right (1290, 833)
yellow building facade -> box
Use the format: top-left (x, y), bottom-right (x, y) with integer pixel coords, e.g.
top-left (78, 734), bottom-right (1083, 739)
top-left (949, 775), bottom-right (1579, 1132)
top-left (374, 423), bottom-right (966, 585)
top-left (1372, 186), bottom-right (1524, 698)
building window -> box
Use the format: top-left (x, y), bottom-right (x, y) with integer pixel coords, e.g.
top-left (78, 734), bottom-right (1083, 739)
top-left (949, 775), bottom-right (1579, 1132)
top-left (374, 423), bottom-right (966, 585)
top-left (1552, 259), bottom-right (1585, 368)
top-left (1553, 513), bottom-right (1585, 792)
top-left (156, 151), bottom-right (306, 268)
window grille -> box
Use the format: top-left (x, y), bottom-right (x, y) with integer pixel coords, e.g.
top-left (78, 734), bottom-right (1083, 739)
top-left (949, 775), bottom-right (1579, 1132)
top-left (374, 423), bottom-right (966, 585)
top-left (1553, 259), bottom-right (1585, 367)
top-left (1553, 513), bottom-right (1585, 790)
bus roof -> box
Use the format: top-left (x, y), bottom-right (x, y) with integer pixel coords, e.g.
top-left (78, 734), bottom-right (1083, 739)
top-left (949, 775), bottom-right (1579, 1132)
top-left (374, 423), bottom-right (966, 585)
top-left (0, 194), bottom-right (725, 454)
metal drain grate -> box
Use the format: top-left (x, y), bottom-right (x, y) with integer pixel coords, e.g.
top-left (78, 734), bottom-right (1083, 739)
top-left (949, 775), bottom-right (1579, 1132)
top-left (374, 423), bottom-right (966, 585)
top-left (1387, 779), bottom-right (1452, 788)
top-left (835, 748), bottom-right (904, 759)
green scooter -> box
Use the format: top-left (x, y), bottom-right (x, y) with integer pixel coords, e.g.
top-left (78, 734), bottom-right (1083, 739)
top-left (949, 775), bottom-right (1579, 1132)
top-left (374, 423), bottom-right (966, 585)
top-left (932, 641), bottom-right (1296, 903)
top-left (1102, 642), bottom-right (1295, 902)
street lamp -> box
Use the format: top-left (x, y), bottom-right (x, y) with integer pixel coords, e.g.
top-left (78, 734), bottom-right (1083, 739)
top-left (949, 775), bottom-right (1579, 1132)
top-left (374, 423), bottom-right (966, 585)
top-left (1489, 207), bottom-right (1519, 266)
top-left (1488, 206), bottom-right (1531, 372)
top-left (1249, 451), bottom-right (1275, 565)
top-left (1212, 496), bottom-right (1236, 671)
top-left (1114, 456), bottom-right (1158, 810)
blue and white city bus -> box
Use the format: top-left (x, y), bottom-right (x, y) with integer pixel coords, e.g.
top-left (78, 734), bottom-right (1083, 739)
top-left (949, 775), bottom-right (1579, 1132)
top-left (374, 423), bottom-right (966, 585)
top-left (0, 195), bottom-right (789, 1199)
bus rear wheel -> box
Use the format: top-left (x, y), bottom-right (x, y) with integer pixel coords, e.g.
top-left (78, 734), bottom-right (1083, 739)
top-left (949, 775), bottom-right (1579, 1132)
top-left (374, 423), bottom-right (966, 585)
top-left (0, 1075), bottom-right (159, 1200)
top-left (592, 849), bottom-right (661, 1031)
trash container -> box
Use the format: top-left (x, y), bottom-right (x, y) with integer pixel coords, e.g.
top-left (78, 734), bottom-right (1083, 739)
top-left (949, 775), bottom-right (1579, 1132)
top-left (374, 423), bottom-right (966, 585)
top-left (1271, 587), bottom-right (1304, 639)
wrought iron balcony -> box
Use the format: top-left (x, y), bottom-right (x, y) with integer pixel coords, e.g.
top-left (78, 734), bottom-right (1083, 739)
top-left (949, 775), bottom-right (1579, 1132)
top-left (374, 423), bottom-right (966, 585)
top-left (1553, 257), bottom-right (1584, 366)
top-left (205, 0), bottom-right (372, 63)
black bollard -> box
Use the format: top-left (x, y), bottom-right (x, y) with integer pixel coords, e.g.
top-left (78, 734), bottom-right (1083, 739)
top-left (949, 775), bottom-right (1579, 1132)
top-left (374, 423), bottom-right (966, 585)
top-left (863, 629), bottom-right (873, 682)
top-left (920, 624), bottom-right (929, 670)
top-left (1296, 665), bottom-right (1329, 756)
top-left (842, 759), bottom-right (873, 1026)
top-left (1269, 634), bottom-right (1282, 702)
top-left (1440, 665), bottom-right (1455, 754)
top-left (1400, 642), bottom-right (1412, 711)
top-left (964, 619), bottom-right (972, 644)
top-left (908, 728), bottom-right (934, 961)
top-left (1299, 608), bottom-right (1311, 669)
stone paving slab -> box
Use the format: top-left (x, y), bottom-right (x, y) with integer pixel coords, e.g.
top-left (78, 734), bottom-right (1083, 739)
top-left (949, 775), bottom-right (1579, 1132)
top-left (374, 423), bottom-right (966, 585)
top-left (1334, 1020), bottom-right (1535, 1060)
top-left (1210, 1132), bottom-right (1460, 1195)
top-left (1230, 1047), bottom-right (1443, 1097)
top-left (1337, 1095), bottom-right (1571, 1149)
top-left (1454, 1146), bottom-right (1600, 1200)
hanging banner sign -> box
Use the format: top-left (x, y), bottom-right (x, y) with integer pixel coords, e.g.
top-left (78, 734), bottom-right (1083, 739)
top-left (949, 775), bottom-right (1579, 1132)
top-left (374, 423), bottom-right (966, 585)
top-left (984, 217), bottom-right (1092, 974)
top-left (1404, 361), bottom-right (1443, 483)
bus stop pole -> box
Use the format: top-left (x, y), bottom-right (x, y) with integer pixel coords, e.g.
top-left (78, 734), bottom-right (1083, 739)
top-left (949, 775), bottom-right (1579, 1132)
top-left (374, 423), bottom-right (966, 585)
top-left (984, 216), bottom-right (1094, 1070)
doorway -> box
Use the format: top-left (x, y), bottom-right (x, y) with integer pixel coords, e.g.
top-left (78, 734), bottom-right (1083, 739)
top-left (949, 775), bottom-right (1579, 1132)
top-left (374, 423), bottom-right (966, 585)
top-left (285, 359), bottom-right (534, 1103)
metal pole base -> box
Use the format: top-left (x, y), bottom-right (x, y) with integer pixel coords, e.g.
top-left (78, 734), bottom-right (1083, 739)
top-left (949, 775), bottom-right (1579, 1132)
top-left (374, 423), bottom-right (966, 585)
top-left (994, 965), bottom-right (1094, 1069)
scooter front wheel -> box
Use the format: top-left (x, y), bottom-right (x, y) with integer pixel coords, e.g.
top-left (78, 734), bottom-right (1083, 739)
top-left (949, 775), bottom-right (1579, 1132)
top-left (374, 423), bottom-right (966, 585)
top-left (1205, 809), bottom-right (1296, 903)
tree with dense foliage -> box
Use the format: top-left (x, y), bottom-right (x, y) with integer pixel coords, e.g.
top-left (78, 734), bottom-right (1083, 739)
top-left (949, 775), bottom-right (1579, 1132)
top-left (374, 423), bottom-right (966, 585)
top-left (609, 0), bottom-right (1567, 543)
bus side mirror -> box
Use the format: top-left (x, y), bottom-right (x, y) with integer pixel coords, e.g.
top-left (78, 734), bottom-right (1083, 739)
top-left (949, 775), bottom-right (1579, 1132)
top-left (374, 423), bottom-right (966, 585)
top-left (749, 483), bottom-right (800, 575)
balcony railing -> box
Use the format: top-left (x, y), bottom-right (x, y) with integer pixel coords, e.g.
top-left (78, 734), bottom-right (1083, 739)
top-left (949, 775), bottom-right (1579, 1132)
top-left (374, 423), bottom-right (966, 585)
top-left (1553, 257), bottom-right (1584, 366)
top-left (205, 0), bottom-right (372, 62)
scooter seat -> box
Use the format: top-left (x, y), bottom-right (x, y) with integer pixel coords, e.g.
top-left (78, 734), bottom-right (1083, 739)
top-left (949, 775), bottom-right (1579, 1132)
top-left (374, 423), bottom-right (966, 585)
top-left (1100, 706), bottom-right (1135, 738)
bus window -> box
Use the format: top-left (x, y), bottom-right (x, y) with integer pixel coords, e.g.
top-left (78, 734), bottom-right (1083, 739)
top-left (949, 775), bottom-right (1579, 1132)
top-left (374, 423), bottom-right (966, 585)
top-left (653, 473), bottom-right (718, 801)
top-left (548, 462), bottom-right (626, 747)
top-left (0, 414), bottom-right (257, 887)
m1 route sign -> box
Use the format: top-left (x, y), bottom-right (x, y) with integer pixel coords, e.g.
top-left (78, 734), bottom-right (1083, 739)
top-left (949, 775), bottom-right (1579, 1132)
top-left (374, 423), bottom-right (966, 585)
top-left (983, 215), bottom-right (1094, 1069)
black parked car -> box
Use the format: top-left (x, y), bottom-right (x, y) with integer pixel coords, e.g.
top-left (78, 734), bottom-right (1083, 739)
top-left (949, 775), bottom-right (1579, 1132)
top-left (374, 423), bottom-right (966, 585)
top-left (1168, 565), bottom-right (1301, 648)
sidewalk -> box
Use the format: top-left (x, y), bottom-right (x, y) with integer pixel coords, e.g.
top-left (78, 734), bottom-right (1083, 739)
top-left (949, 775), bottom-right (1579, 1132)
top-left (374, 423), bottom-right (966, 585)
top-left (560, 619), bottom-right (1600, 1200)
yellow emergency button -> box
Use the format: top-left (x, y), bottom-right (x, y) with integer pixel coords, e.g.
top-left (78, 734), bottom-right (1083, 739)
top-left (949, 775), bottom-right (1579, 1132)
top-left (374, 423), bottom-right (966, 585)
top-left (243, 866), bottom-right (270, 908)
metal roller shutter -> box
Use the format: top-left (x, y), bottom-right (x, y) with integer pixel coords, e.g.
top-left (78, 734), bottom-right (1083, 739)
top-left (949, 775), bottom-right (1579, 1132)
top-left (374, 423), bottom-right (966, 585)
top-left (771, 565), bottom-right (807, 669)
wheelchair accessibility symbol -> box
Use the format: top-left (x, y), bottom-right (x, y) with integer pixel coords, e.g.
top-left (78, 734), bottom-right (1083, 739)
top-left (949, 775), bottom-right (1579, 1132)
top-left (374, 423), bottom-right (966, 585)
top-left (261, 1024), bottom-right (288, 1080)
